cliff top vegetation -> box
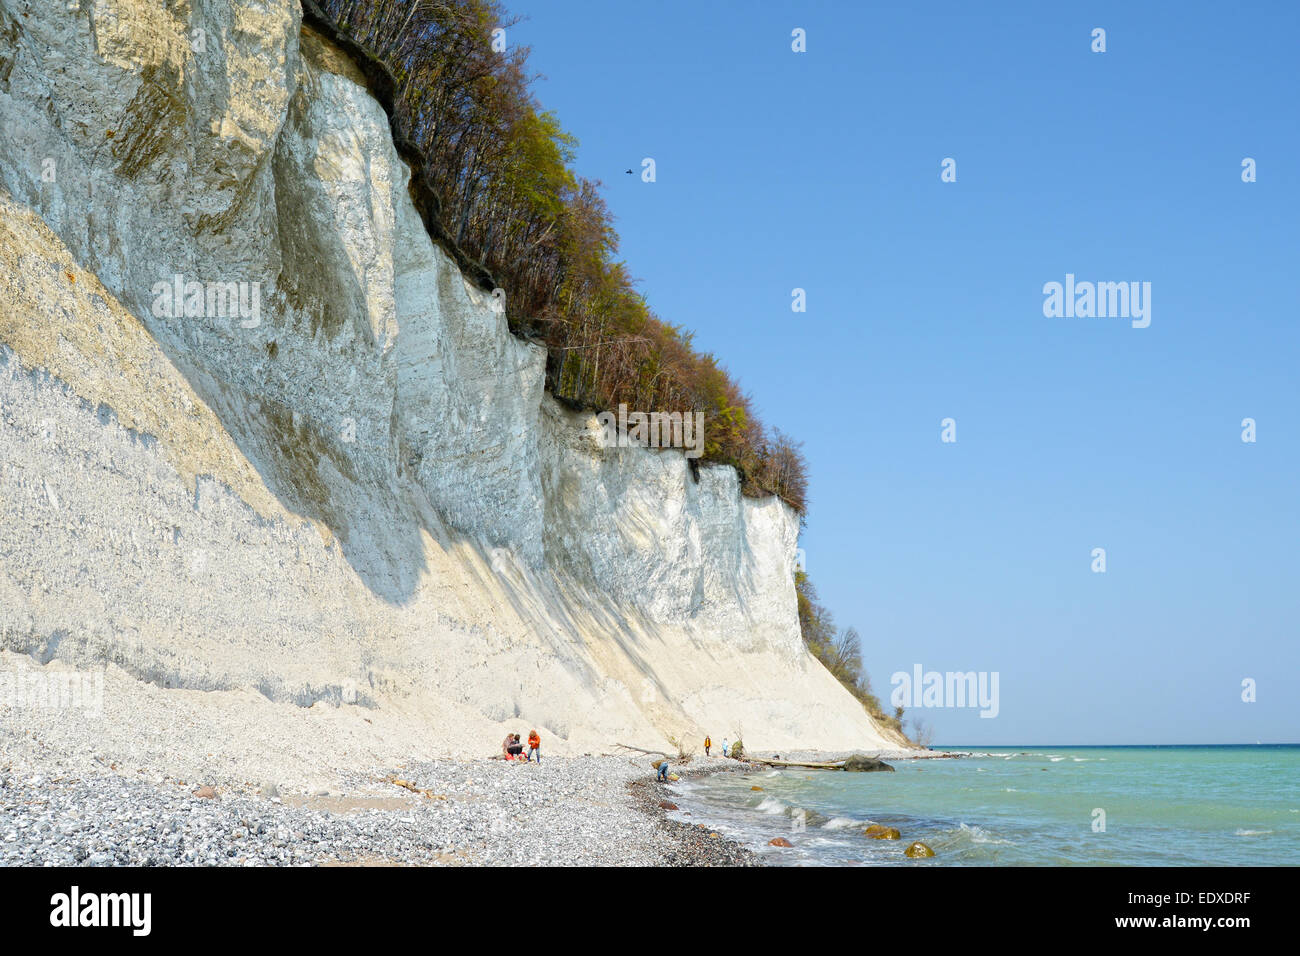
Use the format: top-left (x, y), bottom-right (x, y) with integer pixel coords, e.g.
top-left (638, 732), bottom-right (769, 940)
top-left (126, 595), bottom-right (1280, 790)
top-left (306, 0), bottom-right (808, 513)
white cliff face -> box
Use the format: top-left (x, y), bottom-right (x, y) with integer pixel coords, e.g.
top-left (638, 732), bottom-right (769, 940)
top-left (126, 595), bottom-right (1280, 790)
top-left (0, 0), bottom-right (905, 762)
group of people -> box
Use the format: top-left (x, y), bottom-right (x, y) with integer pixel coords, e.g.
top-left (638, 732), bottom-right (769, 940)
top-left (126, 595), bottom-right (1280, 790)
top-left (657, 734), bottom-right (734, 783)
top-left (498, 728), bottom-right (733, 775)
top-left (502, 730), bottom-right (542, 763)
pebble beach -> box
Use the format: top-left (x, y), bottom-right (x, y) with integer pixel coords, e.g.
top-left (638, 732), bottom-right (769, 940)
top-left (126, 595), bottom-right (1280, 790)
top-left (0, 657), bottom-right (921, 867)
top-left (1, 746), bottom-right (764, 867)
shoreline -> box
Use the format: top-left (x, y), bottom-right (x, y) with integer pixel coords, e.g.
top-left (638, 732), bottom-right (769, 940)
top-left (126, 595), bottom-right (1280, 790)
top-left (0, 746), bottom-right (804, 867)
top-left (0, 737), bottom-right (938, 866)
top-left (623, 748), bottom-right (946, 866)
top-left (0, 657), bottom-right (929, 866)
top-left (627, 757), bottom-right (760, 866)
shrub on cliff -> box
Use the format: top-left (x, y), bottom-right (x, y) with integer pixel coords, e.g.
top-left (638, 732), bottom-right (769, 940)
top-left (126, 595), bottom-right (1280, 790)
top-left (307, 0), bottom-right (807, 512)
top-left (795, 571), bottom-right (907, 737)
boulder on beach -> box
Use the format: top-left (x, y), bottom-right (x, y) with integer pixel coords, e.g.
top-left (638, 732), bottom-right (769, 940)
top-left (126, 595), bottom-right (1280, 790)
top-left (842, 754), bottom-right (895, 772)
top-left (768, 837), bottom-right (793, 847)
top-left (904, 841), bottom-right (936, 858)
top-left (864, 824), bottom-right (901, 840)
top-left (658, 801), bottom-right (679, 810)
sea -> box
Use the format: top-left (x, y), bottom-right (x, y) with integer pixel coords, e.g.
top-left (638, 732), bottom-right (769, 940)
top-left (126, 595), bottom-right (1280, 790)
top-left (666, 745), bottom-right (1300, 866)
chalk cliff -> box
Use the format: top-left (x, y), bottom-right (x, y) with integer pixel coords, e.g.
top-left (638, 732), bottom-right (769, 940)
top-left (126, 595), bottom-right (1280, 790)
top-left (0, 0), bottom-right (906, 763)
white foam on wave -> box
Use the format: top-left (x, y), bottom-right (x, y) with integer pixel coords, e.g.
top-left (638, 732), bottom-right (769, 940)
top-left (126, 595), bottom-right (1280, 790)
top-left (755, 796), bottom-right (787, 815)
top-left (959, 822), bottom-right (1014, 845)
top-left (1234, 828), bottom-right (1273, 836)
top-left (822, 816), bottom-right (861, 830)
top-left (1050, 756), bottom-right (1066, 762)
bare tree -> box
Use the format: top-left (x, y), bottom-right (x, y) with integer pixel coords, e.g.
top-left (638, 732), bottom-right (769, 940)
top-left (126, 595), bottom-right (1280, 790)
top-left (906, 717), bottom-right (935, 749)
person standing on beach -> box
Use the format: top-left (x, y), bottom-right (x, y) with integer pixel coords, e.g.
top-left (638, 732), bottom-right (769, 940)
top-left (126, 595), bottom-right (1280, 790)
top-left (527, 729), bottom-right (541, 763)
top-left (657, 758), bottom-right (670, 782)
top-left (704, 735), bottom-right (711, 756)
top-left (722, 738), bottom-right (730, 758)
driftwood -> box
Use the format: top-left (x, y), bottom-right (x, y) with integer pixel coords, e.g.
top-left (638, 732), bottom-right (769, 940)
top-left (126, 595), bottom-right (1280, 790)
top-left (746, 755), bottom-right (895, 772)
top-left (745, 756), bottom-right (844, 770)
top-left (383, 776), bottom-right (447, 799)
top-left (616, 745), bottom-right (839, 770)
top-left (614, 742), bottom-right (669, 757)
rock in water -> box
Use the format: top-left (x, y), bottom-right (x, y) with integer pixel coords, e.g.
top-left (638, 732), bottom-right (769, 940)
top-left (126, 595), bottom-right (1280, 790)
top-left (864, 825), bottom-right (901, 840)
top-left (768, 837), bottom-right (793, 847)
top-left (658, 801), bottom-right (678, 811)
top-left (842, 754), bottom-right (895, 772)
top-left (751, 785), bottom-right (764, 791)
top-left (904, 841), bottom-right (935, 858)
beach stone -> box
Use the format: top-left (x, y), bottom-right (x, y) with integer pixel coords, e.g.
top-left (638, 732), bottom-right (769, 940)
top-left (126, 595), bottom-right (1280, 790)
top-left (864, 825), bottom-right (901, 840)
top-left (904, 841), bottom-right (935, 858)
top-left (658, 801), bottom-right (678, 811)
top-left (751, 785), bottom-right (764, 791)
top-left (192, 785), bottom-right (218, 800)
top-left (768, 837), bottom-right (793, 847)
top-left (842, 754), bottom-right (895, 772)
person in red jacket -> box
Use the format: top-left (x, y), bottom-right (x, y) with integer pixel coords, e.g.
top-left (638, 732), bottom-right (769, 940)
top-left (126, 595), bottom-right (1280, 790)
top-left (527, 730), bottom-right (542, 764)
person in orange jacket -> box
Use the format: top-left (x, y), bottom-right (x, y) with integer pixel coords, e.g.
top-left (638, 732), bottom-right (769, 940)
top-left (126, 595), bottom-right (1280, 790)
top-left (527, 729), bottom-right (541, 764)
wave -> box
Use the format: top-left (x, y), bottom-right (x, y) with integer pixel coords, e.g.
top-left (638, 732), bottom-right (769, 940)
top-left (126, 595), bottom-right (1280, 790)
top-left (959, 822), bottom-right (1014, 845)
top-left (822, 816), bottom-right (862, 830)
top-left (1234, 829), bottom-right (1273, 836)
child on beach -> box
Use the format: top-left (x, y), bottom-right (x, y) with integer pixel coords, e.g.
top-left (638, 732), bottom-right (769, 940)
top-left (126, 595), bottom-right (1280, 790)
top-left (657, 759), bottom-right (670, 782)
top-left (527, 729), bottom-right (541, 763)
top-left (722, 738), bottom-right (730, 758)
top-left (503, 733), bottom-right (525, 760)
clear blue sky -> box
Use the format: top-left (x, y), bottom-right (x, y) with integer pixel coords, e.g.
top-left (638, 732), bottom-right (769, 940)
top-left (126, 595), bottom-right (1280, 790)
top-left (509, 1), bottom-right (1299, 745)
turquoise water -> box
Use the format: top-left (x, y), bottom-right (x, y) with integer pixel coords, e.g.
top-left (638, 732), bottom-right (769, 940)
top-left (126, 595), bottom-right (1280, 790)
top-left (668, 746), bottom-right (1300, 865)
